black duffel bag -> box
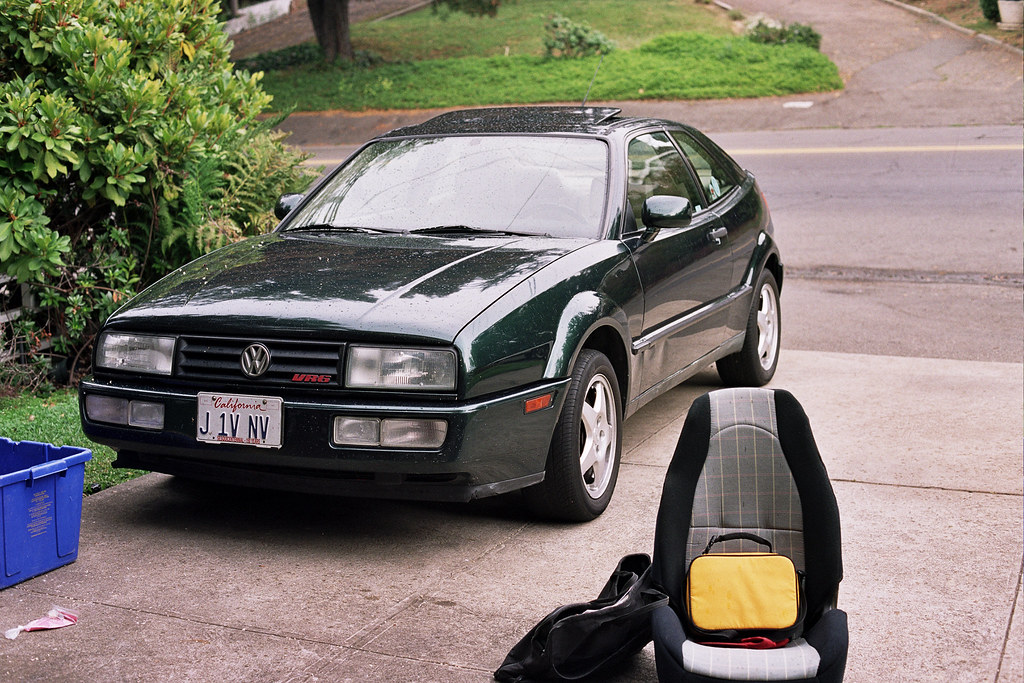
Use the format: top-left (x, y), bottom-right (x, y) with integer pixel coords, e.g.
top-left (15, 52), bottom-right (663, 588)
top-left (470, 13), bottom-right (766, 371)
top-left (494, 553), bottom-right (668, 682)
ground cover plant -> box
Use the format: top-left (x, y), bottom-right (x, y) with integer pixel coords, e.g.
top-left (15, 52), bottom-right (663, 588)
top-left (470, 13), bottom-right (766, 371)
top-left (1, 389), bottom-right (136, 493)
top-left (256, 0), bottom-right (842, 112)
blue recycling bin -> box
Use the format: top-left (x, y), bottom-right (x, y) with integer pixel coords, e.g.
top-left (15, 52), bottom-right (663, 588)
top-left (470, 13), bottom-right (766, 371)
top-left (0, 437), bottom-right (92, 589)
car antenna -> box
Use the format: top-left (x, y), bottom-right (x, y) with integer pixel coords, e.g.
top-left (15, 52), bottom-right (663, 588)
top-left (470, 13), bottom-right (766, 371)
top-left (581, 54), bottom-right (605, 107)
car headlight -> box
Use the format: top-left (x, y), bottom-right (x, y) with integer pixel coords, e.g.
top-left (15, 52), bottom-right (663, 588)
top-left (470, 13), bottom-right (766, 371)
top-left (345, 346), bottom-right (457, 391)
top-left (95, 332), bottom-right (175, 375)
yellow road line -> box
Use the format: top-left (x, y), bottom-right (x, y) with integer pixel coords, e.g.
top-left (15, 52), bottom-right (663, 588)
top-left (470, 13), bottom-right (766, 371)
top-left (727, 144), bottom-right (1023, 156)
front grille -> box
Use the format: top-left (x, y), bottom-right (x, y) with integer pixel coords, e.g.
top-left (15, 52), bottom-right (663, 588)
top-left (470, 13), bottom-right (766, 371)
top-left (177, 336), bottom-right (344, 386)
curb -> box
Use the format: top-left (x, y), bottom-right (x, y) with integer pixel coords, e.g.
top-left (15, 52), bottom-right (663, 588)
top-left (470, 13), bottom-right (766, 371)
top-left (369, 0), bottom-right (432, 23)
top-left (875, 0), bottom-right (1023, 55)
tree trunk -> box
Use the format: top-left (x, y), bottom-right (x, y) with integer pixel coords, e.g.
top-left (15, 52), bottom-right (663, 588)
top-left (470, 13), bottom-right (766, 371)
top-left (307, 0), bottom-right (353, 62)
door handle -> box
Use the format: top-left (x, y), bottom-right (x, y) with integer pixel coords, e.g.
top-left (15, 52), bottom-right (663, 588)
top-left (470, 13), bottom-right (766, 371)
top-left (710, 227), bottom-right (728, 245)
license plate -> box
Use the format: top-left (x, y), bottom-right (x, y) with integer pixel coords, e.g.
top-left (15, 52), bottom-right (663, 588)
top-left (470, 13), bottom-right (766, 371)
top-left (196, 392), bottom-right (283, 448)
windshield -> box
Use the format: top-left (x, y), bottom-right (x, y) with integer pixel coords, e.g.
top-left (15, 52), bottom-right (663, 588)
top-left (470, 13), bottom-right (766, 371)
top-left (285, 135), bottom-right (609, 239)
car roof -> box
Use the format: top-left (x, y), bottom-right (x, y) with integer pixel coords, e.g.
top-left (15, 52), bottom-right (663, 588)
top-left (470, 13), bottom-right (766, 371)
top-left (378, 106), bottom-right (673, 139)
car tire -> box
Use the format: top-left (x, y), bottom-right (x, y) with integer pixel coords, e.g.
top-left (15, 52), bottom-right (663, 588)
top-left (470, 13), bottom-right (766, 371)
top-left (717, 269), bottom-right (781, 387)
top-left (524, 349), bottom-right (622, 522)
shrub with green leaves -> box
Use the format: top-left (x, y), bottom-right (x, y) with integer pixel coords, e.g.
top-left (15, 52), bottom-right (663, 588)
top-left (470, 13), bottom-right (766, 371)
top-left (980, 0), bottom-right (1001, 22)
top-left (746, 20), bottom-right (822, 51)
top-left (544, 14), bottom-right (616, 58)
top-left (0, 0), bottom-right (314, 383)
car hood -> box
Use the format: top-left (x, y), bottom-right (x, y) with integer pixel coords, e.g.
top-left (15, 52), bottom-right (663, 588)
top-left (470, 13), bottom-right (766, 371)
top-left (108, 231), bottom-right (589, 342)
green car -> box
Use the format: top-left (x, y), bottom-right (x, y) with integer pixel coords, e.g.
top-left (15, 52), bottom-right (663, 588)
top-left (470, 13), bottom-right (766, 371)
top-left (79, 107), bottom-right (782, 521)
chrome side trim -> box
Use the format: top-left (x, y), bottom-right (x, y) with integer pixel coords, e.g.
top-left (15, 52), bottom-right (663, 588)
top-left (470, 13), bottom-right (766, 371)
top-left (631, 285), bottom-right (752, 353)
top-left (624, 332), bottom-right (744, 418)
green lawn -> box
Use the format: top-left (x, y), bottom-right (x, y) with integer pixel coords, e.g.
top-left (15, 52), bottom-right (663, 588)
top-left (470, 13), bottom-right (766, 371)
top-left (352, 0), bottom-right (736, 60)
top-left (257, 0), bottom-right (842, 112)
top-left (0, 389), bottom-right (145, 493)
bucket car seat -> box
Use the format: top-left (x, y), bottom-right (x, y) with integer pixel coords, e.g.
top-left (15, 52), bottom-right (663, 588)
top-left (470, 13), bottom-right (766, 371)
top-left (651, 388), bottom-right (847, 682)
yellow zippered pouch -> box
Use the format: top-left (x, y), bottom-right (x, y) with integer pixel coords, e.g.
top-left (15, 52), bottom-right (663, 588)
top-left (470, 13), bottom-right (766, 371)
top-left (687, 552), bottom-right (800, 631)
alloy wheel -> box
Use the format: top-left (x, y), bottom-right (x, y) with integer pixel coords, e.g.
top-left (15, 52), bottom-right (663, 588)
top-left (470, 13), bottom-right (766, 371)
top-left (579, 373), bottom-right (617, 499)
top-left (757, 282), bottom-right (780, 371)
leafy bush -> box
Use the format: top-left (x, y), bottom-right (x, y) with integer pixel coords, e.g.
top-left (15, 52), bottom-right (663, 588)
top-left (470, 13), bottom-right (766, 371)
top-left (544, 14), bottom-right (617, 58)
top-left (746, 19), bottom-right (822, 51)
top-left (0, 0), bottom-right (315, 384)
top-left (980, 0), bottom-right (1001, 22)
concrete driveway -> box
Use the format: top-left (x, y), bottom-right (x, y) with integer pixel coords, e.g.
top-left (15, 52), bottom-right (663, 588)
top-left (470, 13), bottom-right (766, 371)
top-left (1, 0), bottom-right (1021, 680)
top-left (1, 354), bottom-right (1020, 681)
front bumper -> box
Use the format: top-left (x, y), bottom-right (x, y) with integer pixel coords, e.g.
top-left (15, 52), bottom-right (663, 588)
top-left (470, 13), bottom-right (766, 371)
top-left (79, 378), bottom-right (569, 502)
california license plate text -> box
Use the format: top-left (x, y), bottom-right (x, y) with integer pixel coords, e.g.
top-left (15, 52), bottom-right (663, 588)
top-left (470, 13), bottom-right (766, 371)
top-left (197, 393), bottom-right (283, 448)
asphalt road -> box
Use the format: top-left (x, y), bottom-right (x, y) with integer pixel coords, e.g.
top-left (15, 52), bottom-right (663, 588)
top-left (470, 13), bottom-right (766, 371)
top-left (298, 124), bottom-right (1024, 364)
top-left (721, 125), bottom-right (1024, 364)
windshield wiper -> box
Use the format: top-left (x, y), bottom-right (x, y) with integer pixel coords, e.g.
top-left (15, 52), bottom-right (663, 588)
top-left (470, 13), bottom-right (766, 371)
top-left (284, 224), bottom-right (393, 234)
top-left (409, 225), bottom-right (535, 237)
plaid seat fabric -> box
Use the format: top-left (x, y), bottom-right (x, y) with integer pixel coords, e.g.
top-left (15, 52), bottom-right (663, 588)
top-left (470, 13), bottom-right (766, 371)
top-left (652, 387), bottom-right (846, 682)
top-left (681, 638), bottom-right (821, 680)
top-left (686, 388), bottom-right (805, 572)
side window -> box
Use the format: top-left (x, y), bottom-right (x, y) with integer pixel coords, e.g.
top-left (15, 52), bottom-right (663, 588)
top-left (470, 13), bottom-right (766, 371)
top-left (670, 130), bottom-right (740, 204)
top-left (627, 132), bottom-right (703, 227)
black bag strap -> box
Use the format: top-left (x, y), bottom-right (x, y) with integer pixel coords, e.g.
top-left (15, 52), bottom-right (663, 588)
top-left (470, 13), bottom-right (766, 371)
top-left (596, 552), bottom-right (649, 601)
top-left (702, 532), bottom-right (773, 555)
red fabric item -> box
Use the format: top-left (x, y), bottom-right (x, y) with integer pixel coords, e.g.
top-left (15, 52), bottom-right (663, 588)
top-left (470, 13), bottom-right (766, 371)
top-left (699, 636), bottom-right (790, 649)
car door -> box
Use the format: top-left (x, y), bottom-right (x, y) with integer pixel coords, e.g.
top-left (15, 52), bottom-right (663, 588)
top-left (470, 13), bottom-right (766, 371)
top-left (669, 127), bottom-right (774, 349)
top-left (624, 130), bottom-right (736, 395)
top-left (668, 128), bottom-right (759, 288)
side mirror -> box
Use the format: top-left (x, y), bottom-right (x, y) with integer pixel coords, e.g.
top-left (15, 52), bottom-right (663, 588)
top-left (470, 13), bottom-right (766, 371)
top-left (641, 195), bottom-right (693, 229)
top-left (274, 193), bottom-right (305, 220)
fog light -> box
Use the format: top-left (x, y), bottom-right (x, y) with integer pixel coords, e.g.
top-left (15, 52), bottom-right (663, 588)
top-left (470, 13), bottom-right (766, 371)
top-left (381, 419), bottom-right (447, 449)
top-left (333, 416), bottom-right (380, 446)
top-left (85, 395), bottom-right (129, 425)
top-left (128, 401), bottom-right (165, 429)
top-left (332, 417), bottom-right (447, 449)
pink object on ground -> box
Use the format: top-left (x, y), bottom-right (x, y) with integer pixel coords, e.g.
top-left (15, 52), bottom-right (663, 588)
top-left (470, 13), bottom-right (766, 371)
top-left (4, 606), bottom-right (78, 640)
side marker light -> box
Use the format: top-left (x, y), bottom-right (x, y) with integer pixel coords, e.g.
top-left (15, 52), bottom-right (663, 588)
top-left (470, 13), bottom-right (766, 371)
top-left (524, 393), bottom-right (553, 414)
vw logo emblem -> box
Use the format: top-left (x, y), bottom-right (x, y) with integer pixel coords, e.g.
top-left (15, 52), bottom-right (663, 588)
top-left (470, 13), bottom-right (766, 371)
top-left (240, 343), bottom-right (271, 378)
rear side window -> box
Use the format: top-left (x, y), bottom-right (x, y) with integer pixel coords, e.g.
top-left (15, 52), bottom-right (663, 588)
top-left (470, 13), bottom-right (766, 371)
top-left (670, 130), bottom-right (742, 204)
